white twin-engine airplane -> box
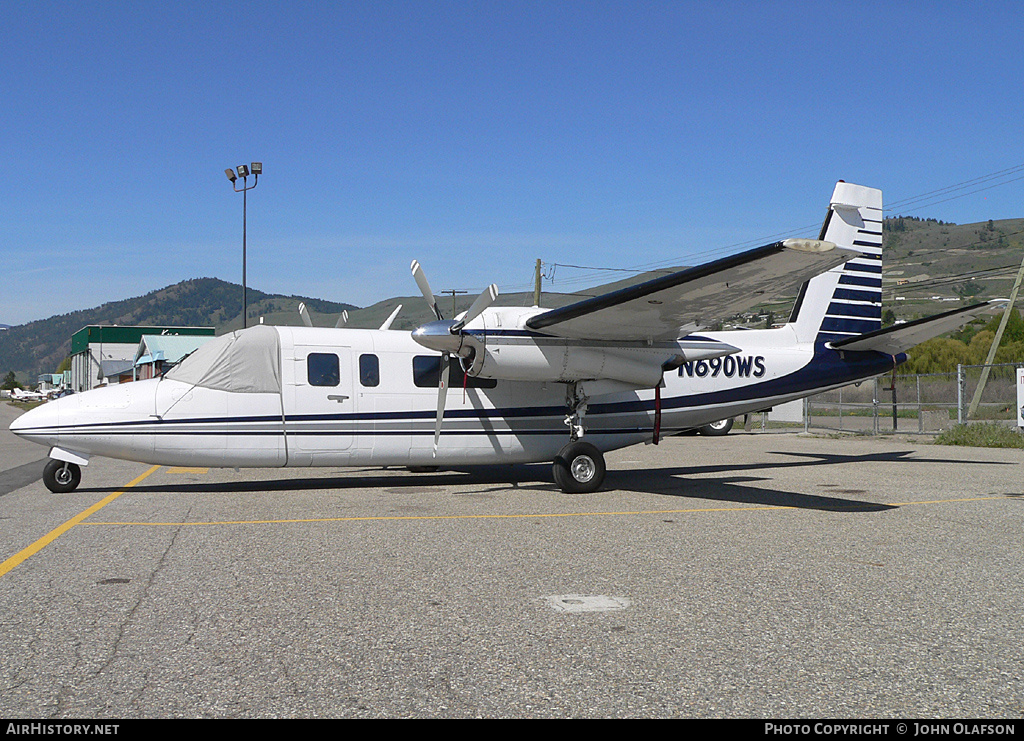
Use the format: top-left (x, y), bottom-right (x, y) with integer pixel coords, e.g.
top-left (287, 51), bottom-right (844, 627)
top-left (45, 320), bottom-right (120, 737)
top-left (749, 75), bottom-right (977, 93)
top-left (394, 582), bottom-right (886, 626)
top-left (11, 182), bottom-right (999, 494)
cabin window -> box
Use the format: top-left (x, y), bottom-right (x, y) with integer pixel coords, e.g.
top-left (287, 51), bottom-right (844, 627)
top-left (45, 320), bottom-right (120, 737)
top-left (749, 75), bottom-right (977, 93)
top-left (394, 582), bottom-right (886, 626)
top-left (412, 355), bottom-right (497, 389)
top-left (359, 354), bottom-right (380, 387)
top-left (413, 355), bottom-right (442, 388)
top-left (307, 353), bottom-right (340, 387)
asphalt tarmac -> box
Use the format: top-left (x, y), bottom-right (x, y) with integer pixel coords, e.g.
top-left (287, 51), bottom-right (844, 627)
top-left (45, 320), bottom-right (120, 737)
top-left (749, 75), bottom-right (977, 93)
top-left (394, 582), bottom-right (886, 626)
top-left (1, 400), bottom-right (1022, 718)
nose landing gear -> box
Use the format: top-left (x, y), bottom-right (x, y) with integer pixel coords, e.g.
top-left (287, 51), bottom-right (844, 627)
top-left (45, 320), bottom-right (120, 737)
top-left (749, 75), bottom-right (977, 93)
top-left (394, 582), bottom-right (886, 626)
top-left (43, 459), bottom-right (81, 493)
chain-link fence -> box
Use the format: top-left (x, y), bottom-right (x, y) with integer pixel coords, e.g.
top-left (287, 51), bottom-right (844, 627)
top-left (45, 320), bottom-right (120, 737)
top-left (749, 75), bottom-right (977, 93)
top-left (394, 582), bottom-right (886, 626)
top-left (802, 363), bottom-right (1022, 434)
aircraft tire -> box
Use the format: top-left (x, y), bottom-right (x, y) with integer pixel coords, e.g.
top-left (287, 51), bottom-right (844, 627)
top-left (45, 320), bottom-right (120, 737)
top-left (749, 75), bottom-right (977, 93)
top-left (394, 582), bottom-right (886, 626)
top-left (698, 418), bottom-right (734, 436)
top-left (553, 441), bottom-right (606, 493)
top-left (43, 459), bottom-right (81, 494)
top-left (407, 465), bottom-right (440, 473)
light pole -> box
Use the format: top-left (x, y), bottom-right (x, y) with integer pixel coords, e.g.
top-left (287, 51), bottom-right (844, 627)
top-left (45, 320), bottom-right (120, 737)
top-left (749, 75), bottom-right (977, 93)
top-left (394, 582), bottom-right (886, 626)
top-left (225, 162), bottom-right (262, 328)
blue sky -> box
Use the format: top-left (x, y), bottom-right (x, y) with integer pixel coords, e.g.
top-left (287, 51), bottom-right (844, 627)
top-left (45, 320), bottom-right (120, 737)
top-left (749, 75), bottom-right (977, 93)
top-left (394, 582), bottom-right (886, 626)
top-left (3, 1), bottom-right (1024, 325)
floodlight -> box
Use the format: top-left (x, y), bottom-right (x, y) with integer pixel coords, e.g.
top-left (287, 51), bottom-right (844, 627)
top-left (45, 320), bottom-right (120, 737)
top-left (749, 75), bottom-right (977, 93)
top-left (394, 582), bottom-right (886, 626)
top-left (225, 159), bottom-right (261, 330)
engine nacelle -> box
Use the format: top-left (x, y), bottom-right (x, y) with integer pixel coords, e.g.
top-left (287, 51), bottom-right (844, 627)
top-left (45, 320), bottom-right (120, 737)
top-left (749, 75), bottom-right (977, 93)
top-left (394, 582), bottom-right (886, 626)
top-left (462, 338), bottom-right (738, 387)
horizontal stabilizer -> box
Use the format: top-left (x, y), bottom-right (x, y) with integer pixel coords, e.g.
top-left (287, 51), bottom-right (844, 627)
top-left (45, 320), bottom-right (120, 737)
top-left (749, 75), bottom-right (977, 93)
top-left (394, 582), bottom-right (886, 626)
top-left (829, 301), bottom-right (1004, 355)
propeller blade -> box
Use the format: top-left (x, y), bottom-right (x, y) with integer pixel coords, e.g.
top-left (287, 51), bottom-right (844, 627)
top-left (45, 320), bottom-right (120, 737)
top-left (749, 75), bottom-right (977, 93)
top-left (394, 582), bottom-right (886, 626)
top-left (379, 304), bottom-right (402, 330)
top-left (411, 260), bottom-right (443, 320)
top-left (334, 310), bottom-right (349, 328)
top-left (298, 302), bottom-right (313, 327)
top-left (453, 284), bottom-right (499, 330)
top-left (433, 352), bottom-right (450, 456)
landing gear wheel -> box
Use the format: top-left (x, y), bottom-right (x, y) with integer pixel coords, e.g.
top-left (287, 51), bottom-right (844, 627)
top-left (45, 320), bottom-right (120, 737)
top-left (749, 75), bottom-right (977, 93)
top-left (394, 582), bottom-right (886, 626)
top-left (698, 418), bottom-right (734, 436)
top-left (553, 441), bottom-right (606, 493)
top-left (407, 465), bottom-right (439, 473)
top-left (43, 459), bottom-right (81, 493)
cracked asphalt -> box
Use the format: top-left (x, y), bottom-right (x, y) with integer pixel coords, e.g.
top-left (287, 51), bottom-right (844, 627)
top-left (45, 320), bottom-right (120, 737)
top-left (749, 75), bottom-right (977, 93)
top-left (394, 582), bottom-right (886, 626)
top-left (1, 401), bottom-right (1023, 718)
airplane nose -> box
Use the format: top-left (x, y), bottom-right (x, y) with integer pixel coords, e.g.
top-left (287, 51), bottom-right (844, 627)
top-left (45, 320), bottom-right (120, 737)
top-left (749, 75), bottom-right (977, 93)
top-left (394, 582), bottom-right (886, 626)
top-left (9, 399), bottom-right (61, 447)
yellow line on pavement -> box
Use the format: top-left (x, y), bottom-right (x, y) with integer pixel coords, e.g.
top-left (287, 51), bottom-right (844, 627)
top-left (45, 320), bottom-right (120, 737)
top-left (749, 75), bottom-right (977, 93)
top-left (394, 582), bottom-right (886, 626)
top-left (0, 465), bottom-right (160, 579)
top-left (75, 493), bottom-right (1011, 529)
top-left (79, 505), bottom-right (789, 526)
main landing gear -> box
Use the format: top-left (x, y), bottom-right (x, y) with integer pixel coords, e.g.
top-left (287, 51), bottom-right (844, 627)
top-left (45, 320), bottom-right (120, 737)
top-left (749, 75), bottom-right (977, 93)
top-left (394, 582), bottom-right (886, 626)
top-left (43, 459), bottom-right (81, 493)
top-left (553, 440), bottom-right (606, 493)
top-left (553, 383), bottom-right (607, 493)
top-left (698, 417), bottom-right (734, 436)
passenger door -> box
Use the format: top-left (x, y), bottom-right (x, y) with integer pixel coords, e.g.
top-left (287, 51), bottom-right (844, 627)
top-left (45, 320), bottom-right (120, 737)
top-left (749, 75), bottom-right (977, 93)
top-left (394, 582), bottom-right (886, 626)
top-left (282, 340), bottom-right (355, 465)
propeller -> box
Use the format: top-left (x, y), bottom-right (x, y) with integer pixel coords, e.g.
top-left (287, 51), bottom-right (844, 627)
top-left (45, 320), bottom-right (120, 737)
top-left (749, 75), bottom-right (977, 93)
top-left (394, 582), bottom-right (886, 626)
top-left (453, 284), bottom-right (499, 331)
top-left (298, 302), bottom-right (348, 328)
top-left (378, 304), bottom-right (402, 330)
top-left (409, 261), bottom-right (498, 355)
top-left (411, 260), bottom-right (443, 321)
top-left (433, 355), bottom-right (449, 455)
top-left (409, 260), bottom-right (499, 454)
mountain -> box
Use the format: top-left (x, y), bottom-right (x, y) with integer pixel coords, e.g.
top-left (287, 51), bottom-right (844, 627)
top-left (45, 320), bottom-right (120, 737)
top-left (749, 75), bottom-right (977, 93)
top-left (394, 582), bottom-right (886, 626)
top-left (5, 217), bottom-right (1023, 382)
top-left (0, 270), bottom-right (633, 382)
top-left (0, 278), bottom-right (356, 382)
top-left (722, 217), bottom-right (1024, 325)
top-left (881, 216), bottom-right (1024, 310)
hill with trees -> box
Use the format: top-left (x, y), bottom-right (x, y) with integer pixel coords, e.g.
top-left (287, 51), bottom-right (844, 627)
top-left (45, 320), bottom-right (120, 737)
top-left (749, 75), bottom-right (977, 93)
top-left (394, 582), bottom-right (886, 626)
top-left (0, 278), bottom-right (356, 382)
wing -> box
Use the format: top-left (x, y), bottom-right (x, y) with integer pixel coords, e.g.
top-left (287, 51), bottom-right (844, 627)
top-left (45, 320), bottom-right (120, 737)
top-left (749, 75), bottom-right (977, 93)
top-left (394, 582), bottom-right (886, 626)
top-left (525, 239), bottom-right (854, 341)
top-left (829, 301), bottom-right (1004, 355)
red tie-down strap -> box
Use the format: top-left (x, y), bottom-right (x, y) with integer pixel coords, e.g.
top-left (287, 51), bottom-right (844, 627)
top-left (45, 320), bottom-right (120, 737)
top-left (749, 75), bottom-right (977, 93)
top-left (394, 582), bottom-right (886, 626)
top-left (653, 384), bottom-right (662, 445)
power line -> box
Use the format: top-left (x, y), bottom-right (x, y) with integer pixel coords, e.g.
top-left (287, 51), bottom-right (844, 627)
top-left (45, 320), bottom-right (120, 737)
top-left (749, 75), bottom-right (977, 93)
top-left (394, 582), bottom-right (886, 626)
top-left (491, 163), bottom-right (1024, 298)
top-left (886, 162), bottom-right (1024, 212)
top-left (886, 173), bottom-right (1024, 215)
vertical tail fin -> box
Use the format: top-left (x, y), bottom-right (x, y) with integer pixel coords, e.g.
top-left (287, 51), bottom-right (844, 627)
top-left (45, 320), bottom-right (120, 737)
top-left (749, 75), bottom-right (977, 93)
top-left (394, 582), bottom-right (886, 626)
top-left (789, 182), bottom-right (883, 344)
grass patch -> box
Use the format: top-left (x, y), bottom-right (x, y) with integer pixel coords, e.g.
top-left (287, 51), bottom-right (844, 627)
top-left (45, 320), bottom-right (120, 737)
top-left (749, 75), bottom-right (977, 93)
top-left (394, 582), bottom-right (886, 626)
top-left (5, 399), bottom-right (45, 411)
top-left (934, 423), bottom-right (1024, 449)
top-left (810, 407), bottom-right (925, 419)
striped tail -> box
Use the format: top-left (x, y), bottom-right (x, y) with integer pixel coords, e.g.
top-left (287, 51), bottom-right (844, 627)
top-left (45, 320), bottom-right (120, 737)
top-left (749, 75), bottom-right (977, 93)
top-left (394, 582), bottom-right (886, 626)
top-left (788, 182), bottom-right (884, 344)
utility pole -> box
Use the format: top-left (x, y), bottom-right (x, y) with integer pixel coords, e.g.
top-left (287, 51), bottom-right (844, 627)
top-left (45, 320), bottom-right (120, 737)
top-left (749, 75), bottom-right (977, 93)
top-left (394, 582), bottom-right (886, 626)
top-left (967, 249), bottom-right (1024, 419)
top-left (533, 259), bottom-right (542, 306)
top-left (439, 289), bottom-right (467, 317)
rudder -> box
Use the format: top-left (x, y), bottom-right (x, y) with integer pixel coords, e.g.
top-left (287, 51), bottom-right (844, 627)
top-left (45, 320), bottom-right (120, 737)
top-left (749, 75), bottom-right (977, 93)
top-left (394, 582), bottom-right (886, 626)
top-left (789, 182), bottom-right (883, 344)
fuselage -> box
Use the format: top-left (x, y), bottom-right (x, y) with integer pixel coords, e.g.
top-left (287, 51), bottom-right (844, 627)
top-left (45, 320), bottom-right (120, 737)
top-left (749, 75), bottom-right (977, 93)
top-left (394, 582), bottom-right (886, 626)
top-left (10, 323), bottom-right (901, 470)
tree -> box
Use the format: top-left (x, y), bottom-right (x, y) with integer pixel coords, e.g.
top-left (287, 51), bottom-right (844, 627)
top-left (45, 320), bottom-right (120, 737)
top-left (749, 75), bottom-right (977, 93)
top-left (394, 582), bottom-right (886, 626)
top-left (2, 371), bottom-right (22, 391)
top-left (985, 308), bottom-right (1024, 344)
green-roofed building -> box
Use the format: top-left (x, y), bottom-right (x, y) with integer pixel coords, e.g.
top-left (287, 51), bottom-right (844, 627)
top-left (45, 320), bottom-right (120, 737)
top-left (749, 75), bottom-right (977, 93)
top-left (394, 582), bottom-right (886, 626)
top-left (70, 325), bottom-right (215, 391)
top-left (134, 333), bottom-right (215, 380)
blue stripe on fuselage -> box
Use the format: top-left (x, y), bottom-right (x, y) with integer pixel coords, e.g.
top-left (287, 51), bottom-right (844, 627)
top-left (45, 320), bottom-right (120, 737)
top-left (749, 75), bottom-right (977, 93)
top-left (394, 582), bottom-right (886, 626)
top-left (32, 345), bottom-right (902, 436)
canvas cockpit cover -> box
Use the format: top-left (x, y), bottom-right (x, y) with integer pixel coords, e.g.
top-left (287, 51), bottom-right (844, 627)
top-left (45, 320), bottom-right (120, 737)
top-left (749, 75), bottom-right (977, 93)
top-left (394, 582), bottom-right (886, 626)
top-left (164, 325), bottom-right (282, 394)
